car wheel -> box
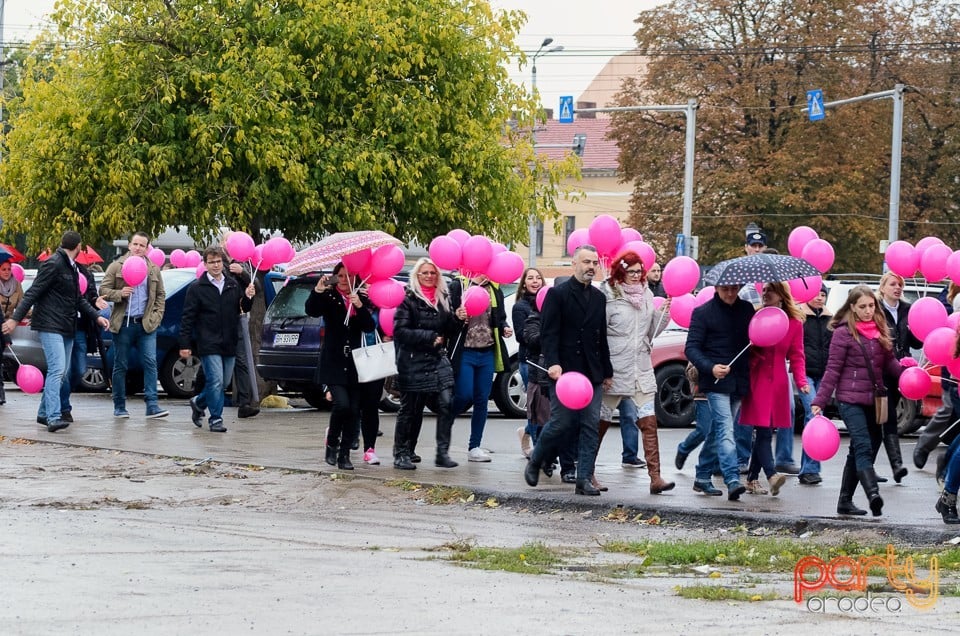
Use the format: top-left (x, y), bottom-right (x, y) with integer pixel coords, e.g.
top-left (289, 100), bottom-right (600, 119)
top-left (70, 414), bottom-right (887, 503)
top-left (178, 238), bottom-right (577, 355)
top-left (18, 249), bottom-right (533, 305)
top-left (160, 352), bottom-right (203, 398)
top-left (80, 366), bottom-right (108, 392)
top-left (492, 360), bottom-right (526, 419)
top-left (655, 362), bottom-right (695, 428)
top-left (897, 397), bottom-right (921, 435)
top-left (379, 375), bottom-right (401, 412)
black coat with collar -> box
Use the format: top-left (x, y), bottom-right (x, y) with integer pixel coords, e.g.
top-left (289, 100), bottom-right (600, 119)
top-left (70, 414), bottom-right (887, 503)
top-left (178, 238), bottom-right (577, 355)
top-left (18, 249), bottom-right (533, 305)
top-left (685, 293), bottom-right (755, 396)
top-left (178, 273), bottom-right (253, 356)
top-left (13, 248), bottom-right (100, 336)
top-left (879, 299), bottom-right (921, 360)
top-left (540, 275), bottom-right (613, 384)
top-left (304, 286), bottom-right (376, 386)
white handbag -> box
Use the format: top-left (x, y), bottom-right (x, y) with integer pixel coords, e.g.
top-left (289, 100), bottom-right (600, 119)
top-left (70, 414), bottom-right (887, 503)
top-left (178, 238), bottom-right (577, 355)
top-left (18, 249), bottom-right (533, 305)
top-left (351, 334), bottom-right (398, 383)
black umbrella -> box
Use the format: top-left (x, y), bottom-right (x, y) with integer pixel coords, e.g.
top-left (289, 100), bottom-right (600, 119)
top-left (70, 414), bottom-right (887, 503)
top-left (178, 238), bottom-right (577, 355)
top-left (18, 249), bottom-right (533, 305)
top-left (703, 254), bottom-right (821, 287)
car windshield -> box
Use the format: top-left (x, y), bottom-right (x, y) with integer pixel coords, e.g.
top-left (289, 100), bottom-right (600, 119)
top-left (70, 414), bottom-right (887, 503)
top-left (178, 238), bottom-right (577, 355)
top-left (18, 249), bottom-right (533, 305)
top-left (266, 282), bottom-right (314, 320)
top-left (162, 269), bottom-right (200, 295)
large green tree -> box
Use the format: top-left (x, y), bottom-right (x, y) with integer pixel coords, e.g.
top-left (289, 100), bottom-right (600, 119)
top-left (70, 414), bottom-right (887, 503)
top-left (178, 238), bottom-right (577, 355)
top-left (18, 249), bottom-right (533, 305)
top-left (0, 0), bottom-right (576, 250)
top-left (611, 0), bottom-right (960, 270)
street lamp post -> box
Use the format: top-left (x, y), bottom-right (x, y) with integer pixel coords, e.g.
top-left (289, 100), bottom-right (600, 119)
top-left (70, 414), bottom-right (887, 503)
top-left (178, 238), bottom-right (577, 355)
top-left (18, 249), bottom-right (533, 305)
top-left (528, 38), bottom-right (564, 267)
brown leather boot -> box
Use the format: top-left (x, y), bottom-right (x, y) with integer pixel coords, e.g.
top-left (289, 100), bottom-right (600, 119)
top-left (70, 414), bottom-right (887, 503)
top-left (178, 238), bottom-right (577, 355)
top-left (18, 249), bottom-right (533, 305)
top-left (638, 416), bottom-right (675, 494)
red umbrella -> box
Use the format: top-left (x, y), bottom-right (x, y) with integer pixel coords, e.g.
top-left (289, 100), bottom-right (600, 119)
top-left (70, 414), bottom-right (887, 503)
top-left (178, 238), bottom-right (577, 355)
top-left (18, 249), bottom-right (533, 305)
top-left (0, 243), bottom-right (25, 263)
top-left (75, 246), bottom-right (104, 265)
top-left (37, 250), bottom-right (51, 261)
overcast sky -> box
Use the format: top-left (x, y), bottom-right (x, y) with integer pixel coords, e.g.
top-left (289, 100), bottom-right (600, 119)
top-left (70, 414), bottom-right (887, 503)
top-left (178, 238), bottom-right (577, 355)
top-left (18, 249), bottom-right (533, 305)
top-left (3, 0), bottom-right (668, 110)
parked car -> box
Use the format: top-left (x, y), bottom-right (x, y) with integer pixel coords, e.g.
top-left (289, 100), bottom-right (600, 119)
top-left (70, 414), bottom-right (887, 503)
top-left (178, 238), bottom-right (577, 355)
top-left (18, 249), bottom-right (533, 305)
top-left (2, 268), bottom-right (204, 398)
top-left (257, 271), bottom-right (526, 417)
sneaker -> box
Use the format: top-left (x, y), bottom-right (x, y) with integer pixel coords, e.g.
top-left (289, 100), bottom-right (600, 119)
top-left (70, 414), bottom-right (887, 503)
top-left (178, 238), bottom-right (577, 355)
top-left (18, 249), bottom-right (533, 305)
top-left (467, 447), bottom-right (491, 462)
top-left (745, 479), bottom-right (768, 495)
top-left (798, 473), bottom-right (822, 485)
top-left (209, 418), bottom-right (227, 433)
top-left (727, 481), bottom-right (746, 501)
top-left (621, 457), bottom-right (646, 469)
top-left (189, 397), bottom-right (205, 428)
top-left (363, 448), bottom-right (381, 465)
top-left (769, 472), bottom-right (787, 496)
top-left (60, 411), bottom-right (74, 423)
top-left (693, 479), bottom-right (723, 496)
top-left (114, 408), bottom-right (130, 418)
top-left (775, 463), bottom-right (801, 475)
top-left (146, 406), bottom-right (169, 419)
top-left (46, 419), bottom-right (69, 433)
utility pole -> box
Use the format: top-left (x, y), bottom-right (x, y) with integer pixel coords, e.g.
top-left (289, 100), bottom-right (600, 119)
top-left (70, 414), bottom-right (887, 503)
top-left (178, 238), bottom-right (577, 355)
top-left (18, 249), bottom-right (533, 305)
top-left (528, 37), bottom-right (563, 267)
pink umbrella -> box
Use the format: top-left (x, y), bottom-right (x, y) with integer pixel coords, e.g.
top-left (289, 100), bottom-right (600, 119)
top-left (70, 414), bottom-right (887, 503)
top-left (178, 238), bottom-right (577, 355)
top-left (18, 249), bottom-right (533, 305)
top-left (285, 231), bottom-right (402, 277)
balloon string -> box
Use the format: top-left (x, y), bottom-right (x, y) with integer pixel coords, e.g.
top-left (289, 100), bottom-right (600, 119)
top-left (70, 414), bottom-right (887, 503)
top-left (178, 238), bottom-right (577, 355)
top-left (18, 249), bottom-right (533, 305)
top-left (525, 359), bottom-right (549, 373)
top-left (713, 343), bottom-right (751, 383)
top-left (6, 343), bottom-right (23, 366)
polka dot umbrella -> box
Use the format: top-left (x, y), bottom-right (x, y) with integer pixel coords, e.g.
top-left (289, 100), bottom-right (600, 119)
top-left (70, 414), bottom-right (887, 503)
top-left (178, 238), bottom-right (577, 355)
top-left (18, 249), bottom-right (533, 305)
top-left (703, 253), bottom-right (821, 286)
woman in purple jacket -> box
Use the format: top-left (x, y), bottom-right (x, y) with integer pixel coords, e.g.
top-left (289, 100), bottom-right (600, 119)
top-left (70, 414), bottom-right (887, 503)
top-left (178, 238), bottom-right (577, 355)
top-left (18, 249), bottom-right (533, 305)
top-left (811, 285), bottom-right (911, 517)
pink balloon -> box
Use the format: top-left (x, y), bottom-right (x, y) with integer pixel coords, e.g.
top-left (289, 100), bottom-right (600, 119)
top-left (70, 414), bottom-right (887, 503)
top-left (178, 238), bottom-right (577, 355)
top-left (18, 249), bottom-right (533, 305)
top-left (908, 297), bottom-right (948, 341)
top-left (147, 247), bottom-right (166, 268)
top-left (948, 312), bottom-right (960, 331)
top-left (536, 286), bottom-right (550, 311)
top-left (923, 327), bottom-right (958, 367)
top-left (651, 296), bottom-right (665, 311)
top-left (566, 228), bottom-right (589, 256)
top-left (749, 306), bottom-right (789, 347)
top-left (461, 235), bottom-right (494, 275)
top-left (949, 355), bottom-right (960, 378)
top-left (367, 279), bottom-right (406, 309)
top-left (11, 263), bottom-right (25, 282)
top-left (915, 236), bottom-right (945, 257)
top-left (369, 245), bottom-right (405, 280)
top-left (491, 242), bottom-right (508, 255)
top-left (801, 239), bottom-right (835, 273)
top-left (121, 256), bottom-right (148, 286)
top-left (263, 237), bottom-right (294, 266)
top-left (463, 285), bottom-right (491, 317)
top-left (170, 249), bottom-right (187, 268)
top-left (224, 231), bottom-right (256, 262)
top-left (661, 256), bottom-right (700, 297)
top-left (788, 276), bottom-right (823, 304)
top-left (555, 371), bottom-right (594, 410)
top-left (695, 286), bottom-right (715, 306)
top-left (947, 250), bottom-right (960, 284)
top-left (78, 275), bottom-right (88, 295)
top-left (588, 214), bottom-right (622, 257)
top-left (802, 415), bottom-right (840, 461)
top-left (617, 241), bottom-right (656, 271)
top-left (378, 307), bottom-right (396, 337)
top-left (195, 262), bottom-right (206, 278)
top-left (884, 240), bottom-right (919, 278)
top-left (342, 248), bottom-right (371, 273)
top-left (788, 226), bottom-right (819, 258)
top-left (486, 251), bottom-right (525, 285)
top-left (920, 243), bottom-right (952, 282)
top-left (619, 228), bottom-right (643, 248)
top-left (899, 367), bottom-right (932, 400)
top-left (251, 245), bottom-right (269, 270)
top-left (16, 364), bottom-right (44, 394)
top-left (668, 293), bottom-right (697, 328)
top-left (184, 250), bottom-right (203, 268)
top-left (429, 236), bottom-right (462, 271)
top-left (447, 229), bottom-right (471, 246)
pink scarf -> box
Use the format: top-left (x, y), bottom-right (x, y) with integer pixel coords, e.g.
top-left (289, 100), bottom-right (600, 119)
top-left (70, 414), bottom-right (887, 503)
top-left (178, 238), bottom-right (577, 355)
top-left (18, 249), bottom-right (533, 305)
top-left (855, 320), bottom-right (881, 339)
top-left (421, 286), bottom-right (437, 306)
top-left (620, 282), bottom-right (646, 309)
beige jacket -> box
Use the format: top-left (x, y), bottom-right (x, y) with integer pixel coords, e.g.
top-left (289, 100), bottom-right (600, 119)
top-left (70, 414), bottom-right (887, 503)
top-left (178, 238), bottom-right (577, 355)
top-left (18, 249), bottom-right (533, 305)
top-left (99, 253), bottom-right (165, 334)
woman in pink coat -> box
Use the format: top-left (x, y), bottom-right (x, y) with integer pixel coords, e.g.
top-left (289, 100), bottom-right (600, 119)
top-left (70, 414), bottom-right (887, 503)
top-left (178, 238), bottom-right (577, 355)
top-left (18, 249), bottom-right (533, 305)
top-left (739, 282), bottom-right (809, 496)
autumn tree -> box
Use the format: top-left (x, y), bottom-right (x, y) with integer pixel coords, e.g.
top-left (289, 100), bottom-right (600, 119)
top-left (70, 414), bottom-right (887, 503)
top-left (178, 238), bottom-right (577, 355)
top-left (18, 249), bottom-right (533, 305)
top-left (611, 0), bottom-right (960, 270)
top-left (0, 0), bottom-right (576, 251)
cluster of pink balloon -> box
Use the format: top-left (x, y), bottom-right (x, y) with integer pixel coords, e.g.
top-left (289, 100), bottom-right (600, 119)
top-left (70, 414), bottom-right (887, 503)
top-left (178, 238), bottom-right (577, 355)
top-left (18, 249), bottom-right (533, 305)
top-left (787, 226), bottom-right (835, 274)
top-left (897, 296), bottom-right (960, 400)
top-left (344, 243), bottom-right (407, 335)
top-left (567, 215), bottom-right (656, 271)
top-left (428, 230), bottom-right (526, 287)
top-left (223, 233), bottom-right (296, 273)
top-left (885, 236), bottom-right (960, 283)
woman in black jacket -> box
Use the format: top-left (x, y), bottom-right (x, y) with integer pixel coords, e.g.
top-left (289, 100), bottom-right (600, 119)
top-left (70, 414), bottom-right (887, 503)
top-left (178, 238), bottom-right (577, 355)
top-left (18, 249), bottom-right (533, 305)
top-left (512, 267), bottom-right (544, 457)
top-left (305, 262), bottom-right (375, 470)
top-left (392, 257), bottom-right (462, 469)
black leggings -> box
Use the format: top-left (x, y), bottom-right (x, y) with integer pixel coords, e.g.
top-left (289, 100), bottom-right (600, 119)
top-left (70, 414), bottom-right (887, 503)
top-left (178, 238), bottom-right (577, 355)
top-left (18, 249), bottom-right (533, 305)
top-left (357, 378), bottom-right (385, 451)
top-left (326, 384), bottom-right (361, 448)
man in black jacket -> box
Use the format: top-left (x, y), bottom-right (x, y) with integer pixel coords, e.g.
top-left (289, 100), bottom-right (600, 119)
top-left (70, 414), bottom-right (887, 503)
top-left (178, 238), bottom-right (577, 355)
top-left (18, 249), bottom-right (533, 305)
top-left (178, 247), bottom-right (255, 432)
top-left (523, 245), bottom-right (613, 496)
top-left (2, 231), bottom-right (110, 432)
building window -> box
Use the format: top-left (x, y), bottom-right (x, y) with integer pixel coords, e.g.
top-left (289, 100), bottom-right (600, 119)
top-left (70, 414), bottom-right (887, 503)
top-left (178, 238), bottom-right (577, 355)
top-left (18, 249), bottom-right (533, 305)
top-left (563, 216), bottom-right (576, 256)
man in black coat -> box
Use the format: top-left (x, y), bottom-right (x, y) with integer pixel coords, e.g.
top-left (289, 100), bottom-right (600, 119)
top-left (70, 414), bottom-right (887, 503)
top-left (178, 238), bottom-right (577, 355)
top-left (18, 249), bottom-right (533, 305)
top-left (523, 245), bottom-right (613, 496)
top-left (2, 231), bottom-right (110, 432)
top-left (178, 247), bottom-right (255, 433)
top-left (684, 284), bottom-right (754, 500)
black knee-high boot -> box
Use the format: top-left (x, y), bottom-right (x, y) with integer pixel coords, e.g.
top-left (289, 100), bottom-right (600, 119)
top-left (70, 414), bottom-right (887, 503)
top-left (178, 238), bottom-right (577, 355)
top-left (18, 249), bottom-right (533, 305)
top-left (857, 467), bottom-right (884, 516)
top-left (883, 433), bottom-right (908, 483)
top-left (837, 459), bottom-right (866, 516)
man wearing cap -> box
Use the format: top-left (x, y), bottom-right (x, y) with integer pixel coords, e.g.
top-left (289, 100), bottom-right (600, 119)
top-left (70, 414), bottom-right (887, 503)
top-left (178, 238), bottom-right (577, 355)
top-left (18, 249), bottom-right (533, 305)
top-left (1, 231), bottom-right (110, 432)
top-left (99, 231), bottom-right (167, 420)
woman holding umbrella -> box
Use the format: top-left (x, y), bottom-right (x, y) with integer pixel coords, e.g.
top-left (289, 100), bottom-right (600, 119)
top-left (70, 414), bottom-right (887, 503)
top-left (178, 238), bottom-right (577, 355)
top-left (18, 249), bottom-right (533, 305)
top-left (738, 282), bottom-right (808, 497)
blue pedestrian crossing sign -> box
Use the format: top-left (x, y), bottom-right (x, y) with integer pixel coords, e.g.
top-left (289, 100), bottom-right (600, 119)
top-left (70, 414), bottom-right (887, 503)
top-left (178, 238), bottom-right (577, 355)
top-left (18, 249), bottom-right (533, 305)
top-left (807, 89), bottom-right (825, 122)
top-left (558, 96), bottom-right (574, 123)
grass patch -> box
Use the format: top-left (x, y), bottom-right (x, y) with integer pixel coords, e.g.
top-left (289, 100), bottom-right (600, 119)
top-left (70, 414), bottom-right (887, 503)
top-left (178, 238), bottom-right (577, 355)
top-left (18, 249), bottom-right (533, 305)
top-left (384, 479), bottom-right (421, 492)
top-left (423, 485), bottom-right (473, 505)
top-left (676, 584), bottom-right (779, 602)
top-left (446, 542), bottom-right (565, 575)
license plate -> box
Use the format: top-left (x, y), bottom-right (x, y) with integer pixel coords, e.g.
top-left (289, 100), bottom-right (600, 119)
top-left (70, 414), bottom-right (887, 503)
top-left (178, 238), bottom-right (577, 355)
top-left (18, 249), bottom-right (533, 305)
top-left (273, 333), bottom-right (299, 346)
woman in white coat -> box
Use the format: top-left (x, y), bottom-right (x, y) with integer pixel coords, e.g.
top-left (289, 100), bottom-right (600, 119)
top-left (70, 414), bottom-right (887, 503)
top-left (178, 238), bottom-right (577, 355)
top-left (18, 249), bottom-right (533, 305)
top-left (595, 250), bottom-right (674, 494)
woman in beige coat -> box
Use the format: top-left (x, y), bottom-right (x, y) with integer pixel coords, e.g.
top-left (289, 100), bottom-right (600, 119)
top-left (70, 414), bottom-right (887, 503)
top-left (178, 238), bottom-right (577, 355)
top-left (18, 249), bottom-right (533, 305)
top-left (595, 250), bottom-right (674, 494)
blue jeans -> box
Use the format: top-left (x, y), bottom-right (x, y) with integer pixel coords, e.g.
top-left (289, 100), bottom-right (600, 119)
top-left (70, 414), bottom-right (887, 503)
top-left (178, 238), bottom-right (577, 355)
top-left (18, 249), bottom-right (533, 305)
top-left (62, 330), bottom-right (88, 415)
top-left (37, 331), bottom-right (73, 423)
top-left (453, 348), bottom-right (496, 450)
top-left (796, 375), bottom-right (823, 475)
top-left (617, 398), bottom-right (640, 462)
top-left (530, 382), bottom-right (603, 483)
top-left (704, 392), bottom-right (742, 486)
top-left (733, 403), bottom-right (751, 467)
top-left (943, 435), bottom-right (960, 495)
top-left (691, 399), bottom-right (721, 480)
top-left (112, 322), bottom-right (159, 410)
top-left (194, 354), bottom-right (236, 422)
top-left (774, 381), bottom-right (796, 466)
top-left (680, 399), bottom-right (710, 456)
top-left (838, 401), bottom-right (882, 472)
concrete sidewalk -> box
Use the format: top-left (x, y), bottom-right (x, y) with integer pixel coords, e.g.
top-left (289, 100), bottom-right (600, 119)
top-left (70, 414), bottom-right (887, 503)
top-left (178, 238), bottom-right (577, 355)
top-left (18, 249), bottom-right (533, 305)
top-left (1, 388), bottom-right (955, 542)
